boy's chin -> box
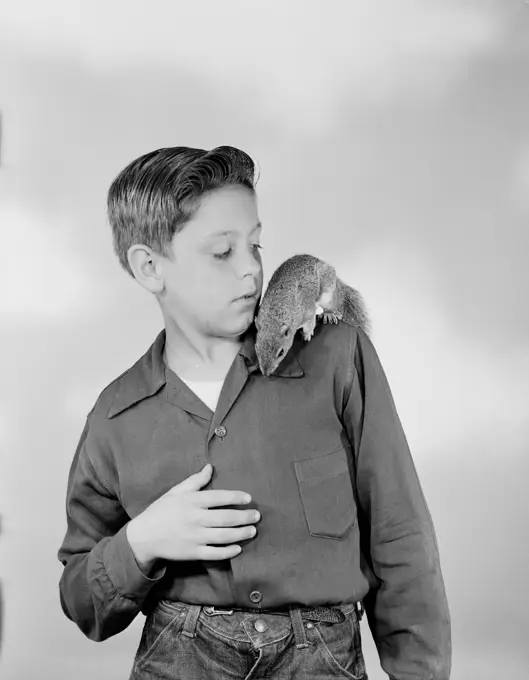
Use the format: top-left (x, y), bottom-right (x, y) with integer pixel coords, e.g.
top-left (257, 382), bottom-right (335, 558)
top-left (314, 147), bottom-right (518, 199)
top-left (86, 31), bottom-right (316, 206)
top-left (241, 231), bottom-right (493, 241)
top-left (221, 312), bottom-right (256, 338)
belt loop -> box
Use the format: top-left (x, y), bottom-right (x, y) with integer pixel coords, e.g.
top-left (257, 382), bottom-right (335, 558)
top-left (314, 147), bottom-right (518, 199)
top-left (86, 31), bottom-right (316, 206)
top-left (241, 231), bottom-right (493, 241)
top-left (289, 607), bottom-right (310, 649)
top-left (181, 604), bottom-right (202, 638)
top-left (355, 601), bottom-right (364, 622)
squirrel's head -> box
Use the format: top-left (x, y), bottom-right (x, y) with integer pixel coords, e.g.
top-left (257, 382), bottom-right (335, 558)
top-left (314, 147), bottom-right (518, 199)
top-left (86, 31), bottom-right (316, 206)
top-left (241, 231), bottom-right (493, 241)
top-left (254, 314), bottom-right (296, 377)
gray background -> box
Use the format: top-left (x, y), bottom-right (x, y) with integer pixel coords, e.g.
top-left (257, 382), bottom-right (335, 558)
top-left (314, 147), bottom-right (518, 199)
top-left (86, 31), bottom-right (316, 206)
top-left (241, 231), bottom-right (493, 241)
top-left (1, 1), bottom-right (528, 678)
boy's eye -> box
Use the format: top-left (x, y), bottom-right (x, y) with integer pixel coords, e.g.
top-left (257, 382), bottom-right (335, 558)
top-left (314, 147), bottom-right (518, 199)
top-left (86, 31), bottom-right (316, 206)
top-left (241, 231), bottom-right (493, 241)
top-left (213, 244), bottom-right (262, 260)
top-left (214, 248), bottom-right (233, 260)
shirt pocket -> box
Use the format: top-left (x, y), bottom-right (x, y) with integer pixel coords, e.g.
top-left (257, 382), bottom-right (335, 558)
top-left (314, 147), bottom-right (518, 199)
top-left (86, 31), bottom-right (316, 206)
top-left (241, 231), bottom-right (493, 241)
top-left (294, 446), bottom-right (357, 540)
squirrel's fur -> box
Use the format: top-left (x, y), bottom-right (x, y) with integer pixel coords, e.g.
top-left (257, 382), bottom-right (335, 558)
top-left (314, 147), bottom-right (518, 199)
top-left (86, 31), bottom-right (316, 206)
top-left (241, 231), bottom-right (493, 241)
top-left (254, 254), bottom-right (371, 376)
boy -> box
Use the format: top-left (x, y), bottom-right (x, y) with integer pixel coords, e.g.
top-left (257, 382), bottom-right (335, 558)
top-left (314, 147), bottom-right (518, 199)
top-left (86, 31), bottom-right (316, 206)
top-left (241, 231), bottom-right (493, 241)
top-left (57, 146), bottom-right (451, 679)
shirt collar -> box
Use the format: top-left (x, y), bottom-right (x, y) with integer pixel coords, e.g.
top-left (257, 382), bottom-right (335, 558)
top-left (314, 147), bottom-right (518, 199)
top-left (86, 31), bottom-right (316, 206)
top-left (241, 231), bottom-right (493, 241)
top-left (107, 329), bottom-right (167, 419)
top-left (107, 322), bottom-right (304, 419)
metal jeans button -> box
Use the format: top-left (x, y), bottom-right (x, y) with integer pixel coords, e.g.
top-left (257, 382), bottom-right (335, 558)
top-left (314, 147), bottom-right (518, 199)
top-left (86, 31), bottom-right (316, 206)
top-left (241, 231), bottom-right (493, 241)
top-left (254, 619), bottom-right (268, 633)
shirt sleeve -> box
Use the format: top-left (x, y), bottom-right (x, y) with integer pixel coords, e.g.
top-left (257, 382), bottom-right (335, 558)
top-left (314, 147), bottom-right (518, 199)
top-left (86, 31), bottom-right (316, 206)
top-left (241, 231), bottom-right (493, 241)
top-left (343, 328), bottom-right (452, 680)
top-left (57, 412), bottom-right (166, 642)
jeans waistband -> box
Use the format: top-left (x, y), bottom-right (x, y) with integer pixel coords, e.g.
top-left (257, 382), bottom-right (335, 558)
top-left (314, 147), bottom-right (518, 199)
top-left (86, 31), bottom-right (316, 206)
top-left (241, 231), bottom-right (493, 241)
top-left (202, 602), bottom-right (363, 623)
top-left (179, 603), bottom-right (312, 648)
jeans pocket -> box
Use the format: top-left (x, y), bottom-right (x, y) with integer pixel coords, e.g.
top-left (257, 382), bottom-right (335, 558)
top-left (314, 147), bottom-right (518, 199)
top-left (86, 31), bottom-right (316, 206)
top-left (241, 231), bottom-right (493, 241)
top-left (133, 600), bottom-right (187, 671)
top-left (311, 611), bottom-right (367, 679)
top-left (294, 447), bottom-right (357, 539)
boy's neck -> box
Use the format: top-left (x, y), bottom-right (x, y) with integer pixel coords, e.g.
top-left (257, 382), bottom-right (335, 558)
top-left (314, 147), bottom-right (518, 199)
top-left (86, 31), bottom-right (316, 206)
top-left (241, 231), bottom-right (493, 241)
top-left (163, 323), bottom-right (244, 381)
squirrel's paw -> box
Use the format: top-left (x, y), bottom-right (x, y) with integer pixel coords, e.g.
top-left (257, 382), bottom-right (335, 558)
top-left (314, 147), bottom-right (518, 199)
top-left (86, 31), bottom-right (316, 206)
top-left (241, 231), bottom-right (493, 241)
top-left (302, 326), bottom-right (316, 341)
top-left (322, 311), bottom-right (342, 325)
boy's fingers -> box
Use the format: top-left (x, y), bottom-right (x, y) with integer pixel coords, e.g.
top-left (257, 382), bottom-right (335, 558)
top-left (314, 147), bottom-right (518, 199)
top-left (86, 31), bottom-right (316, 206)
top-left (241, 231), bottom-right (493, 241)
top-left (197, 489), bottom-right (252, 508)
top-left (200, 525), bottom-right (257, 545)
top-left (196, 544), bottom-right (242, 561)
top-left (174, 464), bottom-right (213, 491)
top-left (203, 508), bottom-right (260, 527)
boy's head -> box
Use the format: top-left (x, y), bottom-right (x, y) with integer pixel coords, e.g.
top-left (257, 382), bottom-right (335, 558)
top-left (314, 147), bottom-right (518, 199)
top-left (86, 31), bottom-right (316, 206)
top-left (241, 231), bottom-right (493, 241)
top-left (107, 146), bottom-right (263, 339)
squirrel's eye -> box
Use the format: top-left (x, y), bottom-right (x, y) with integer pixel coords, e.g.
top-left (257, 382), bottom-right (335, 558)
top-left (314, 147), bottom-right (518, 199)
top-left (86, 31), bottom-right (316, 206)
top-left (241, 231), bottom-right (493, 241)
top-left (277, 348), bottom-right (285, 358)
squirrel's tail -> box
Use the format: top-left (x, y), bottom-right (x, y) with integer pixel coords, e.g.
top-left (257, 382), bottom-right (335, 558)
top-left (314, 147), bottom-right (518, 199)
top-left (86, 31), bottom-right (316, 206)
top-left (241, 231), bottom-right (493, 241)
top-left (336, 278), bottom-right (371, 336)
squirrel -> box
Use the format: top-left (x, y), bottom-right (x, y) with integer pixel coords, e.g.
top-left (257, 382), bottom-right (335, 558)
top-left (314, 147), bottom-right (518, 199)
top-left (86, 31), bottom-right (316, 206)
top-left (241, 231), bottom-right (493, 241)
top-left (254, 254), bottom-right (371, 377)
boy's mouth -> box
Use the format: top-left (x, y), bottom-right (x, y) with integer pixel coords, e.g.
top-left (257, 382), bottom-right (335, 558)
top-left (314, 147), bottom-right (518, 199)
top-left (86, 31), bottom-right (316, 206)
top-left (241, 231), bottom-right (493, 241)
top-left (234, 293), bottom-right (258, 308)
top-left (236, 292), bottom-right (258, 301)
top-left (235, 296), bottom-right (257, 306)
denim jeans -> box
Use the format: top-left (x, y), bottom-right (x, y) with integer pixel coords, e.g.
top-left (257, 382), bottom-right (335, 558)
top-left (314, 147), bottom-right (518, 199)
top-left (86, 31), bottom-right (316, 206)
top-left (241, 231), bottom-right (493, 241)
top-left (128, 600), bottom-right (368, 679)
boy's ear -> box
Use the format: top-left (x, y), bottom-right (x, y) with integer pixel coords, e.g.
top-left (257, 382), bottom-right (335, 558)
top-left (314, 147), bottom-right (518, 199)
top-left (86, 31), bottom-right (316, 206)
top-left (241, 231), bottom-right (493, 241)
top-left (128, 245), bottom-right (165, 294)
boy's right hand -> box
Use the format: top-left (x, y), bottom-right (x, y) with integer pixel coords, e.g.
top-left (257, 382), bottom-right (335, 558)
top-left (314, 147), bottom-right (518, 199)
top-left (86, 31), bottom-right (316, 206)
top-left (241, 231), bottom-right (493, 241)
top-left (126, 464), bottom-right (259, 571)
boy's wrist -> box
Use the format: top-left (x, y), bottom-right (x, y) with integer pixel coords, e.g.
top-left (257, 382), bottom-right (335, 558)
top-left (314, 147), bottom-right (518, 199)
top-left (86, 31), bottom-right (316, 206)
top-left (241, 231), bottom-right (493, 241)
top-left (126, 518), bottom-right (158, 573)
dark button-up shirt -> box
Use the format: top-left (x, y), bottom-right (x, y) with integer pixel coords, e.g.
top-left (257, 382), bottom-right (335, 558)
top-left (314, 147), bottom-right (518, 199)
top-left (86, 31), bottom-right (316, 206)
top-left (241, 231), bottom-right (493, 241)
top-left (57, 321), bottom-right (451, 679)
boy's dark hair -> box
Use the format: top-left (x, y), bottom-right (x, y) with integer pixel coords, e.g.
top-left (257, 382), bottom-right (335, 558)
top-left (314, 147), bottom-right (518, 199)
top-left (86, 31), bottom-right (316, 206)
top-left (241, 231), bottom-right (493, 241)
top-left (107, 145), bottom-right (257, 277)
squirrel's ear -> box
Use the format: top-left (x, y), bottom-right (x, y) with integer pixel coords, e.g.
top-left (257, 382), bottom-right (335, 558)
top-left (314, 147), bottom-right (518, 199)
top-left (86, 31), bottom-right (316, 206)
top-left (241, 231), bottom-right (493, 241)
top-left (254, 316), bottom-right (261, 331)
top-left (280, 324), bottom-right (290, 337)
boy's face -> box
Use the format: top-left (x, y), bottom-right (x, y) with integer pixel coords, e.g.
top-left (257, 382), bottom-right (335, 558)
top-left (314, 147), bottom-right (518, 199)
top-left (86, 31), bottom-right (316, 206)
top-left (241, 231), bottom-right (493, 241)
top-left (159, 185), bottom-right (264, 338)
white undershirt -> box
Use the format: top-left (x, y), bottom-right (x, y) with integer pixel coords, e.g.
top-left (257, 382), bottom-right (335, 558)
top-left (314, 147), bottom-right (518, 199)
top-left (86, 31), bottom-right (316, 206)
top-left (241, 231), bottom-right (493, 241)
top-left (180, 378), bottom-right (225, 412)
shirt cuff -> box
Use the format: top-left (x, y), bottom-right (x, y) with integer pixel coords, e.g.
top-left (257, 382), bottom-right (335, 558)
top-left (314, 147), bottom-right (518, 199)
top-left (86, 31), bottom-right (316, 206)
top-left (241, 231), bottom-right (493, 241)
top-left (102, 524), bottom-right (166, 601)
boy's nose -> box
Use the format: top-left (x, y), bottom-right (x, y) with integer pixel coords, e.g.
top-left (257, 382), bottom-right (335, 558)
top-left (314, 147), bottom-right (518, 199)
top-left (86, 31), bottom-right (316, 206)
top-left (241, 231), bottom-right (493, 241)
top-left (240, 257), bottom-right (262, 279)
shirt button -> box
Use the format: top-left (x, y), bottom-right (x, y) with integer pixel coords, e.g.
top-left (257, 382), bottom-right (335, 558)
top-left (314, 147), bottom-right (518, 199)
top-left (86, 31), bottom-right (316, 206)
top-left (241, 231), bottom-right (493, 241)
top-left (254, 619), bottom-right (268, 633)
top-left (249, 590), bottom-right (262, 604)
top-left (214, 425), bottom-right (227, 438)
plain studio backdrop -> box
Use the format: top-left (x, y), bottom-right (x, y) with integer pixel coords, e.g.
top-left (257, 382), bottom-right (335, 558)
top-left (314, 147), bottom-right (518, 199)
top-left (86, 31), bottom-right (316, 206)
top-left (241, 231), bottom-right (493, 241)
top-left (1, 1), bottom-right (528, 678)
